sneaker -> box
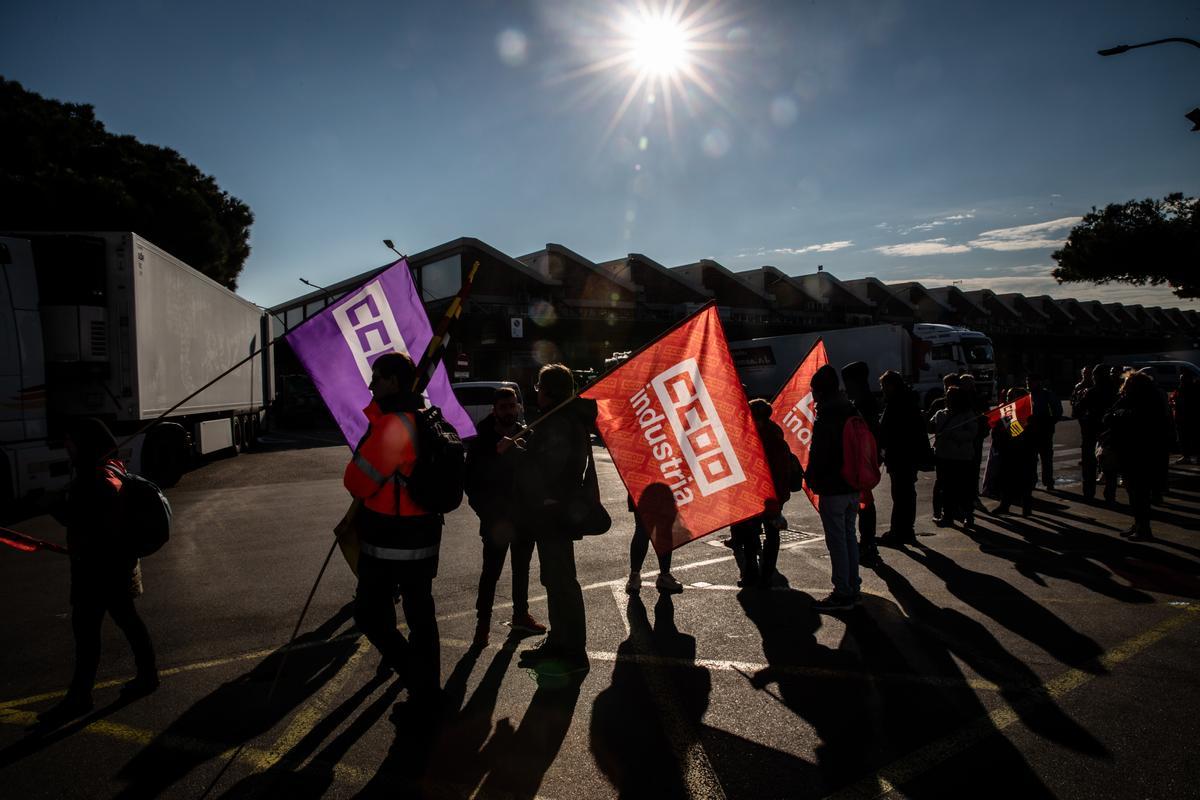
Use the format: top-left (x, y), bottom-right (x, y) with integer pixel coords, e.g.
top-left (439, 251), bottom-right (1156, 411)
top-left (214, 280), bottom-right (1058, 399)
top-left (535, 652), bottom-right (591, 678)
top-left (36, 695), bottom-right (93, 727)
top-left (472, 621), bottom-right (490, 648)
top-left (655, 573), bottom-right (684, 594)
top-left (510, 613), bottom-right (547, 635)
top-left (1128, 531), bottom-right (1154, 541)
top-left (517, 640), bottom-right (561, 665)
top-left (935, 516), bottom-right (954, 528)
top-left (119, 674), bottom-right (160, 699)
top-left (811, 593), bottom-right (856, 612)
top-left (625, 572), bottom-right (642, 594)
top-left (877, 532), bottom-right (916, 548)
top-left (858, 546), bottom-right (882, 568)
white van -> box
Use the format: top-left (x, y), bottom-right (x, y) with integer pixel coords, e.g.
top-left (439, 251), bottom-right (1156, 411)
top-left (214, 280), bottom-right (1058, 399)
top-left (451, 381), bottom-right (525, 428)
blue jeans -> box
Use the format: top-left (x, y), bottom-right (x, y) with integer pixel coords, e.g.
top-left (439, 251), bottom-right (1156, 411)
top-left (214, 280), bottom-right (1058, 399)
top-left (818, 493), bottom-right (861, 597)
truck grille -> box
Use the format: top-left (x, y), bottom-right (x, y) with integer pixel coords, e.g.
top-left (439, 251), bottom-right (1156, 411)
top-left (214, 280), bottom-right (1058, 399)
top-left (89, 320), bottom-right (108, 359)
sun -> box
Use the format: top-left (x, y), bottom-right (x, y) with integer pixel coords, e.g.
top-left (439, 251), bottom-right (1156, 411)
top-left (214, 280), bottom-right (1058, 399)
top-left (626, 12), bottom-right (691, 77)
top-left (547, 1), bottom-right (740, 145)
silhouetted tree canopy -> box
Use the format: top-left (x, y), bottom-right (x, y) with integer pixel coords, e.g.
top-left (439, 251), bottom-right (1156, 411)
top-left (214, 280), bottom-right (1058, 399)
top-left (0, 78), bottom-right (253, 290)
top-left (1052, 193), bottom-right (1199, 300)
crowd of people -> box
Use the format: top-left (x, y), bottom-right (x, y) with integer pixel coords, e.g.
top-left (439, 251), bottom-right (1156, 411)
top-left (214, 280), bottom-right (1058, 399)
top-left (33, 350), bottom-right (1199, 726)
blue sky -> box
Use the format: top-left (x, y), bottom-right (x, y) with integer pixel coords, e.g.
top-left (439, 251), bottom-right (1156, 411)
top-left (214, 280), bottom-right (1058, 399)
top-left (3, 0), bottom-right (1197, 309)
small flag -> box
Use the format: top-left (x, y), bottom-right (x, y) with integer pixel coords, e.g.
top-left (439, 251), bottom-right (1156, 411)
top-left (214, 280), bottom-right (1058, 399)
top-left (285, 258), bottom-right (475, 447)
top-left (769, 340), bottom-right (829, 511)
top-left (986, 394), bottom-right (1033, 435)
top-left (581, 305), bottom-right (776, 555)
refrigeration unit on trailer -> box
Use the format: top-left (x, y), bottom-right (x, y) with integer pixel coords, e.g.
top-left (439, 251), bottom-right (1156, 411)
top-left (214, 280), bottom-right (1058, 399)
top-left (0, 232), bottom-right (271, 505)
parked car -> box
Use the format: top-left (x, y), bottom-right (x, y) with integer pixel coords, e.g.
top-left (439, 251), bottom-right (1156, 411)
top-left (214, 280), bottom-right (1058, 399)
top-left (1124, 360), bottom-right (1200, 392)
top-left (451, 381), bottom-right (524, 428)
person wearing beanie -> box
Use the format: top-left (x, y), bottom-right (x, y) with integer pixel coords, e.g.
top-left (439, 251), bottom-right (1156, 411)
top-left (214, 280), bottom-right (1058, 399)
top-left (804, 365), bottom-right (862, 611)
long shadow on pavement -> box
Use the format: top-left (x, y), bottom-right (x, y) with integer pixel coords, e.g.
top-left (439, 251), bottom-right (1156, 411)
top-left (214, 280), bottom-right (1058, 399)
top-left (111, 604), bottom-right (360, 800)
top-left (591, 593), bottom-right (814, 799)
top-left (899, 544), bottom-right (1107, 672)
top-left (984, 514), bottom-right (1200, 599)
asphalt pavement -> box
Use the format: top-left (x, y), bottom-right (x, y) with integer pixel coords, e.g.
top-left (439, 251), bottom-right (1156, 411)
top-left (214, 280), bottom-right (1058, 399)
top-left (2, 423), bottom-right (1199, 799)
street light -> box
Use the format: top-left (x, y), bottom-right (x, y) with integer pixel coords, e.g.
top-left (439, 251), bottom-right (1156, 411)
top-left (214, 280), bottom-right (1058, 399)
top-left (1098, 37), bottom-right (1200, 131)
top-left (1097, 37), bottom-right (1200, 56)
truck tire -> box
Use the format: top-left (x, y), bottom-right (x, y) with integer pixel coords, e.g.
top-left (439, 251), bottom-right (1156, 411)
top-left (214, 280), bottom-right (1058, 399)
top-left (143, 424), bottom-right (188, 487)
top-left (232, 416), bottom-right (244, 454)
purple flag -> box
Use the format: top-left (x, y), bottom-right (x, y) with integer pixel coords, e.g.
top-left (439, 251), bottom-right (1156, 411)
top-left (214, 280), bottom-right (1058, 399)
top-left (285, 259), bottom-right (475, 447)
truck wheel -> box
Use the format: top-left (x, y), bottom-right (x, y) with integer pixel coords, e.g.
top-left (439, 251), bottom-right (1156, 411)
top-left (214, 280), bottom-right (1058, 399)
top-left (232, 416), bottom-right (244, 453)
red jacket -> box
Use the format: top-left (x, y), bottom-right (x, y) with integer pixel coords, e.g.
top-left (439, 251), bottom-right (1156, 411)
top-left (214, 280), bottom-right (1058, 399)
top-left (344, 401), bottom-right (426, 516)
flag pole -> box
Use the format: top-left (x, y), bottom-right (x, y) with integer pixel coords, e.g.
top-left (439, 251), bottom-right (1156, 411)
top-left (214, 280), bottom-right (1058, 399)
top-left (522, 300), bottom-right (719, 433)
top-left (270, 258), bottom-right (480, 699)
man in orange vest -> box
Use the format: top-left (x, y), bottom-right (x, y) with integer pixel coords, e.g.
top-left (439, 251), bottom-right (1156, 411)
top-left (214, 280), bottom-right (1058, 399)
top-left (344, 352), bottom-right (442, 705)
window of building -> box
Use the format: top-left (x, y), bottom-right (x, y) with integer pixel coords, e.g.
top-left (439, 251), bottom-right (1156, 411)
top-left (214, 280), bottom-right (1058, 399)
top-left (421, 255), bottom-right (461, 300)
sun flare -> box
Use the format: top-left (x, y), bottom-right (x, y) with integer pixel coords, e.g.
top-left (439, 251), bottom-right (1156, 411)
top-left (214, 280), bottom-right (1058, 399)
top-left (626, 13), bottom-right (690, 77)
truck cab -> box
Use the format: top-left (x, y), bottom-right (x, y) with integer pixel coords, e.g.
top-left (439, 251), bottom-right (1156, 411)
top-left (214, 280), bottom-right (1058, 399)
top-left (911, 323), bottom-right (996, 402)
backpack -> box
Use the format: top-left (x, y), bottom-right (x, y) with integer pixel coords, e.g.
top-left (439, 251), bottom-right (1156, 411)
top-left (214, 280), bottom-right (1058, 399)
top-left (398, 405), bottom-right (466, 514)
top-left (840, 416), bottom-right (881, 491)
top-left (107, 465), bottom-right (172, 557)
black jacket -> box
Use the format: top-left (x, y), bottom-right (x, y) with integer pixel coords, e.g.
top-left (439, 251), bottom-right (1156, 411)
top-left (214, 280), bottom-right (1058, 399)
top-left (805, 394), bottom-right (856, 496)
top-left (464, 413), bottom-right (525, 524)
top-left (879, 389), bottom-right (927, 472)
top-left (515, 399), bottom-right (593, 538)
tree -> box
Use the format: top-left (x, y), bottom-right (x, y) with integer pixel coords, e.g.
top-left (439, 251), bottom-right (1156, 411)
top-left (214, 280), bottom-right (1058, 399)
top-left (1052, 193), bottom-right (1199, 299)
top-left (0, 78), bottom-right (253, 290)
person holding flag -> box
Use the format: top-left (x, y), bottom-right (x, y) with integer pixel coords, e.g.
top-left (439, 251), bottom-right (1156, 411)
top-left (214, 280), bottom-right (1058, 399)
top-left (512, 363), bottom-right (594, 676)
top-left (344, 352), bottom-right (444, 705)
top-left (804, 365), bottom-right (863, 611)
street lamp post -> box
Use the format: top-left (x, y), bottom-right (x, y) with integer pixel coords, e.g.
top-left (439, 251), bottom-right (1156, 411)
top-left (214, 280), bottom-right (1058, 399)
top-left (1098, 37), bottom-right (1200, 130)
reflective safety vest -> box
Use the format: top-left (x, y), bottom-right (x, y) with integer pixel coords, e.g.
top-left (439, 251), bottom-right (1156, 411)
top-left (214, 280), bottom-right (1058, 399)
top-left (343, 401), bottom-right (428, 517)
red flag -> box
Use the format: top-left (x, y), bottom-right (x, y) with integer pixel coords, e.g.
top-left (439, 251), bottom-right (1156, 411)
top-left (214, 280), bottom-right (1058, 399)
top-left (581, 305), bottom-right (776, 555)
top-left (769, 340), bottom-right (829, 511)
top-left (986, 394), bottom-right (1033, 435)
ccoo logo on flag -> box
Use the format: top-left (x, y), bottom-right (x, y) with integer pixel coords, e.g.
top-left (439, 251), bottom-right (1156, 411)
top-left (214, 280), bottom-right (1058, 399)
top-left (629, 357), bottom-right (745, 506)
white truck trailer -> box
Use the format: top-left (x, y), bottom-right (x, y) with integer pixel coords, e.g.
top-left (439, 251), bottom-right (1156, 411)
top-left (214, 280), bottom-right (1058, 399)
top-left (731, 323), bottom-right (996, 403)
top-left (1, 232), bottom-right (271, 505)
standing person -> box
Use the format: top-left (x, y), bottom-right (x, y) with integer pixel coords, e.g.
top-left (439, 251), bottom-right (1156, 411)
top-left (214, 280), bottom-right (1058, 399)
top-left (39, 417), bottom-right (158, 727)
top-left (1026, 374), bottom-right (1063, 491)
top-left (876, 370), bottom-right (926, 548)
top-left (1076, 364), bottom-right (1113, 499)
top-left (1105, 372), bottom-right (1172, 540)
top-left (513, 363), bottom-right (592, 675)
top-left (1172, 371), bottom-right (1199, 464)
top-left (344, 352), bottom-right (443, 705)
top-left (927, 373), bottom-right (961, 522)
top-left (841, 361), bottom-right (882, 567)
top-left (1071, 366), bottom-right (1093, 412)
top-left (958, 374), bottom-right (990, 512)
top-left (465, 386), bottom-right (545, 648)
top-left (992, 388), bottom-right (1036, 516)
top-left (930, 387), bottom-right (979, 528)
top-left (626, 499), bottom-right (683, 594)
top-left (1088, 366), bottom-right (1121, 503)
top-left (804, 365), bottom-right (861, 611)
top-left (730, 398), bottom-right (794, 587)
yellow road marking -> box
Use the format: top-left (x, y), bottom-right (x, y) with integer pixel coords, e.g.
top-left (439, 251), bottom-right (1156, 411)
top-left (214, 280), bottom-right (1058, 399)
top-left (824, 606), bottom-right (1199, 800)
top-left (0, 706), bottom-right (372, 786)
top-left (0, 634), bottom-right (358, 711)
top-left (246, 637), bottom-right (372, 776)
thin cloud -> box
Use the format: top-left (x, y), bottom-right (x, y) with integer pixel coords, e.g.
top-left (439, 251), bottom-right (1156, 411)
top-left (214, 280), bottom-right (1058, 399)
top-left (739, 240), bottom-right (854, 258)
top-left (969, 217), bottom-right (1080, 251)
top-left (874, 238), bottom-right (971, 257)
top-left (902, 273), bottom-right (1197, 307)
